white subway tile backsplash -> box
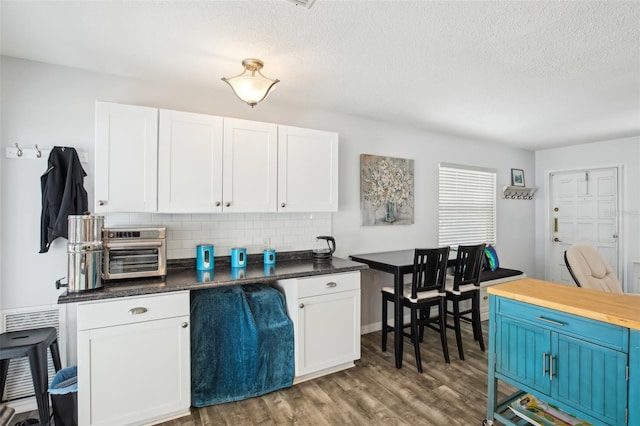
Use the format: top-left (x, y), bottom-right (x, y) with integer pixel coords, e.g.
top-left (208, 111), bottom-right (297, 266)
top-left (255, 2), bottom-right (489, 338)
top-left (104, 212), bottom-right (331, 259)
top-left (127, 213), bottom-right (151, 223)
top-left (244, 213), bottom-right (262, 221)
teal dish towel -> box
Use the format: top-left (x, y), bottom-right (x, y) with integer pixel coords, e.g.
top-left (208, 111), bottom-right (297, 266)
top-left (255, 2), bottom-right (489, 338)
top-left (190, 284), bottom-right (294, 407)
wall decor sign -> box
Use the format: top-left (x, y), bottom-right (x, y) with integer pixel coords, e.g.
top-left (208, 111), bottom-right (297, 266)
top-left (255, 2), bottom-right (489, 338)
top-left (360, 154), bottom-right (414, 226)
top-left (511, 168), bottom-right (525, 187)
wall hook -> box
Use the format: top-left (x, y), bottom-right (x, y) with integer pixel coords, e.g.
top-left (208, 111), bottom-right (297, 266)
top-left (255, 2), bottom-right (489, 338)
top-left (15, 143), bottom-right (23, 157)
top-left (35, 144), bottom-right (42, 158)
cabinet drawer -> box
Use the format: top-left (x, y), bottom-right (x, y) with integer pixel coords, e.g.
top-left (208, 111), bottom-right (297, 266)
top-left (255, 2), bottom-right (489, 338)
top-left (77, 291), bottom-right (189, 331)
top-left (496, 298), bottom-right (627, 351)
top-left (297, 272), bottom-right (360, 298)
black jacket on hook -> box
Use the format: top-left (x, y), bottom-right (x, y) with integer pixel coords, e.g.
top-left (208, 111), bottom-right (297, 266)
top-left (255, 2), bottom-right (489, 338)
top-left (40, 146), bottom-right (88, 253)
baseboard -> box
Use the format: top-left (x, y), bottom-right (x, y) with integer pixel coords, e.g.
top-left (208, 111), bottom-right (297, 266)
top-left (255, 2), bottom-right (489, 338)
top-left (361, 313), bottom-right (413, 335)
top-left (361, 322), bottom-right (381, 335)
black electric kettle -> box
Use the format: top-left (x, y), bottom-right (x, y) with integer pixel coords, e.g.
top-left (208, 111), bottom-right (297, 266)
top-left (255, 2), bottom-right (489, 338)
top-left (313, 236), bottom-right (336, 262)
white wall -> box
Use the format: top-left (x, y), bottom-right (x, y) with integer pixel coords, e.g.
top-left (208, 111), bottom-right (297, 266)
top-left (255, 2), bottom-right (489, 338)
top-left (0, 57), bottom-right (536, 335)
top-left (534, 137), bottom-right (640, 291)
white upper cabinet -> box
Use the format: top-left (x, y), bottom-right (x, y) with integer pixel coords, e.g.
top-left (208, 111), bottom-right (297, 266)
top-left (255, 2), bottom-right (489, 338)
top-left (223, 118), bottom-right (278, 213)
top-left (95, 102), bottom-right (337, 214)
top-left (95, 101), bottom-right (158, 212)
top-left (278, 126), bottom-right (339, 212)
top-left (158, 110), bottom-right (224, 213)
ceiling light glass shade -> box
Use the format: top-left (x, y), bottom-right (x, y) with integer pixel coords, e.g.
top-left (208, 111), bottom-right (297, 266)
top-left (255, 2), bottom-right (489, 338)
top-left (222, 58), bottom-right (280, 108)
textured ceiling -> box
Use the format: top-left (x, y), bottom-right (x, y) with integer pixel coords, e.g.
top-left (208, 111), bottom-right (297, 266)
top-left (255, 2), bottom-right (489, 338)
top-left (2, 1), bottom-right (639, 150)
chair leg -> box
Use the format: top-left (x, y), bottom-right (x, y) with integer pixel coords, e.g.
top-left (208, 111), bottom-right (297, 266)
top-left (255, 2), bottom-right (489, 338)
top-left (28, 348), bottom-right (51, 426)
top-left (472, 293), bottom-right (485, 352)
top-left (411, 306), bottom-right (423, 373)
top-left (0, 359), bottom-right (9, 402)
top-left (438, 299), bottom-right (450, 363)
top-left (419, 306), bottom-right (430, 342)
top-left (49, 339), bottom-right (62, 372)
top-left (452, 299), bottom-right (465, 360)
top-left (381, 294), bottom-right (388, 352)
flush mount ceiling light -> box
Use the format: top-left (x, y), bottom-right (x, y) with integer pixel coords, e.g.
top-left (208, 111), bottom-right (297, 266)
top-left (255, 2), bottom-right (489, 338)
top-left (221, 58), bottom-right (280, 108)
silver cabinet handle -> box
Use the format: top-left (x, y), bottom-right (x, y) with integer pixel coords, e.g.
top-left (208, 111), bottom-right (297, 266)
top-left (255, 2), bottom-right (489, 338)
top-left (281, 203), bottom-right (286, 208)
top-left (98, 200), bottom-right (106, 206)
top-left (326, 282), bottom-right (337, 288)
top-left (181, 322), bottom-right (189, 328)
top-left (215, 201), bottom-right (221, 207)
top-left (542, 352), bottom-right (549, 377)
top-left (225, 202), bottom-right (231, 207)
top-left (535, 316), bottom-right (566, 326)
top-left (550, 355), bottom-right (556, 380)
top-left (299, 303), bottom-right (304, 309)
top-left (128, 307), bottom-right (148, 315)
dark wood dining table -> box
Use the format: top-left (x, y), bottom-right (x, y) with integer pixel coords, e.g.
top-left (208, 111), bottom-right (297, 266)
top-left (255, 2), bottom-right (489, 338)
top-left (349, 248), bottom-right (457, 369)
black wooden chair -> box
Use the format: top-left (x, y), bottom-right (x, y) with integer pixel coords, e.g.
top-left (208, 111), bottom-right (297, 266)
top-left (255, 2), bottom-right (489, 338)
top-left (381, 247), bottom-right (450, 372)
top-left (445, 243), bottom-right (486, 361)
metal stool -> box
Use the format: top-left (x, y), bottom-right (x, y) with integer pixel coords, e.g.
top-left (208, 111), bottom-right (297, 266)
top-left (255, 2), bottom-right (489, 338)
top-left (0, 327), bottom-right (62, 426)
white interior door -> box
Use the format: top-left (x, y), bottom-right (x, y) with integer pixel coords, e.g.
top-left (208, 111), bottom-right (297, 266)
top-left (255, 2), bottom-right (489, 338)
top-left (548, 168), bottom-right (619, 284)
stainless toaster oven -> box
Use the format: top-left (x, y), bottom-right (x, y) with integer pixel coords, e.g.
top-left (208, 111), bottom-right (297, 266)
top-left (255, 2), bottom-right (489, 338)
top-left (102, 227), bottom-right (167, 280)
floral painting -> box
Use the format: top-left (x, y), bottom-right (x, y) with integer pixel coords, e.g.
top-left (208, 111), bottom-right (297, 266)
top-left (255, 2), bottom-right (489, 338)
top-left (360, 154), bottom-right (414, 226)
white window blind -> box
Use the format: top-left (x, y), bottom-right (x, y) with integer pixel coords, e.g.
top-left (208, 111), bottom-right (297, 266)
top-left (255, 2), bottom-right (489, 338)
top-left (438, 163), bottom-right (496, 247)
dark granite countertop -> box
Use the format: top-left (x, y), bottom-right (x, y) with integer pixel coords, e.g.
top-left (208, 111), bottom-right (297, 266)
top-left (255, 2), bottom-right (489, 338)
top-left (58, 251), bottom-right (368, 304)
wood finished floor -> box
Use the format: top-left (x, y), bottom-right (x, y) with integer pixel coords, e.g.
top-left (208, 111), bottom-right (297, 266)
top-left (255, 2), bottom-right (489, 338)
top-left (160, 325), bottom-right (515, 426)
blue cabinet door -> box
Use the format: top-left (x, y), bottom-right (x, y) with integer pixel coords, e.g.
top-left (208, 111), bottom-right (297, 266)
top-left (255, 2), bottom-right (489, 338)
top-left (495, 315), bottom-right (551, 395)
top-left (554, 333), bottom-right (627, 425)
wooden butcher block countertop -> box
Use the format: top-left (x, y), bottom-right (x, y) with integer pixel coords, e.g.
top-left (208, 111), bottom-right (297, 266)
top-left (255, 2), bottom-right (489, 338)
top-left (488, 278), bottom-right (640, 330)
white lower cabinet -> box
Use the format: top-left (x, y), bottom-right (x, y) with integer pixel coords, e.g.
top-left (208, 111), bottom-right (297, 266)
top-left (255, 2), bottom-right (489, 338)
top-left (77, 292), bottom-right (191, 426)
top-left (274, 272), bottom-right (361, 381)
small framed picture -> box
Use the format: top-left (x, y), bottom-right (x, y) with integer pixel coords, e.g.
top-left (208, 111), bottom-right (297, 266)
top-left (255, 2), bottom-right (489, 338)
top-left (511, 168), bottom-right (525, 187)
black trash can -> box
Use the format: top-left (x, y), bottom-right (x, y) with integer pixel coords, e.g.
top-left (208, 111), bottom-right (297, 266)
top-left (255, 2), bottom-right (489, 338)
top-left (48, 366), bottom-right (78, 426)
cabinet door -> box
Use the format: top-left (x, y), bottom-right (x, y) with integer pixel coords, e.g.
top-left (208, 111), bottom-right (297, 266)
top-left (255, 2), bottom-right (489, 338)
top-left (223, 118), bottom-right (277, 212)
top-left (158, 110), bottom-right (224, 212)
top-left (495, 315), bottom-right (551, 395)
top-left (95, 101), bottom-right (158, 212)
top-left (296, 290), bottom-right (360, 376)
top-left (553, 334), bottom-right (627, 425)
top-left (277, 126), bottom-right (338, 212)
top-left (77, 315), bottom-right (190, 426)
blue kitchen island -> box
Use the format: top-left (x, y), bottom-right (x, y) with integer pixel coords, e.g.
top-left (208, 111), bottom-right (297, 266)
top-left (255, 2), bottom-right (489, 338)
top-left (486, 278), bottom-right (640, 426)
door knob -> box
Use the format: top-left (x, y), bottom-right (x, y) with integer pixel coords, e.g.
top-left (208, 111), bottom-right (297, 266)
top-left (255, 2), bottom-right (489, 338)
top-left (98, 200), bottom-right (106, 206)
top-left (215, 201), bottom-right (221, 207)
top-left (299, 303), bottom-right (304, 309)
top-left (553, 237), bottom-right (561, 242)
top-left (225, 202), bottom-right (231, 207)
top-left (281, 203), bottom-right (286, 208)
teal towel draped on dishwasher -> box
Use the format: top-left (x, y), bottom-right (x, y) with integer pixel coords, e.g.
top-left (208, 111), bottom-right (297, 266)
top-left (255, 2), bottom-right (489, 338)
top-left (190, 284), bottom-right (294, 406)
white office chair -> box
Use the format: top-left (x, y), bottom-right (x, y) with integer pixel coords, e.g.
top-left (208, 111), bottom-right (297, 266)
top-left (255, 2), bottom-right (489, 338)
top-left (564, 244), bottom-right (623, 294)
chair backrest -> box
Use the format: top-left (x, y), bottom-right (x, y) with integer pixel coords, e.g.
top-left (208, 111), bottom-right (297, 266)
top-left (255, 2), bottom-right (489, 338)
top-left (411, 247), bottom-right (450, 299)
top-left (564, 244), bottom-right (623, 294)
top-left (451, 244), bottom-right (486, 292)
